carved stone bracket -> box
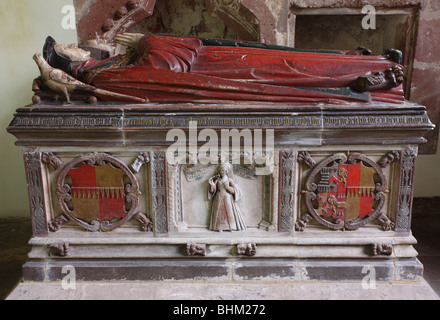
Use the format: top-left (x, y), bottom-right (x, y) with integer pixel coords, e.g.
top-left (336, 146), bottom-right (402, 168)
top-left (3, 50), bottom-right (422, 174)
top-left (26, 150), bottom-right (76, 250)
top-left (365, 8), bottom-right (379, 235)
top-left (237, 243), bottom-right (257, 256)
top-left (49, 243), bottom-right (70, 257)
top-left (42, 152), bottom-right (64, 170)
top-left (186, 243), bottom-right (207, 257)
top-left (372, 243), bottom-right (393, 256)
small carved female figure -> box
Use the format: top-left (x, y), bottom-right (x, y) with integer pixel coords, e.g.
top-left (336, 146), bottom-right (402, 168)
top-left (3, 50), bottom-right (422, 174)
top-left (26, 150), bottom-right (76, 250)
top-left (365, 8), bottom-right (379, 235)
top-left (208, 163), bottom-right (246, 232)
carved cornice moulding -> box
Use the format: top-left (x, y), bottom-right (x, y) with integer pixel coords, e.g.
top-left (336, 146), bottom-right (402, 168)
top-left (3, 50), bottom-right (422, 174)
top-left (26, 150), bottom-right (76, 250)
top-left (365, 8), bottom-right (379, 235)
top-left (9, 104), bottom-right (433, 130)
top-left (8, 104), bottom-right (434, 147)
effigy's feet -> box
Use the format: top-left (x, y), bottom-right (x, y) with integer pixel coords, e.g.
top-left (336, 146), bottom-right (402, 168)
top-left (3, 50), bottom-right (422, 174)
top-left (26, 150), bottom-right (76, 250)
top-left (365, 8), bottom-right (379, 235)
top-left (385, 49), bottom-right (403, 64)
top-left (386, 65), bottom-right (405, 86)
top-left (353, 65), bottom-right (404, 92)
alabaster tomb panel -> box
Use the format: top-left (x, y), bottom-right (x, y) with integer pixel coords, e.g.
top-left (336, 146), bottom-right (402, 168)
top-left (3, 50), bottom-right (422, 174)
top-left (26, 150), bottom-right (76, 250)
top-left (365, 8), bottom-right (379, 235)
top-left (295, 147), bottom-right (404, 233)
top-left (179, 165), bottom-right (269, 232)
top-left (43, 149), bottom-right (151, 232)
top-left (33, 145), bottom-right (413, 236)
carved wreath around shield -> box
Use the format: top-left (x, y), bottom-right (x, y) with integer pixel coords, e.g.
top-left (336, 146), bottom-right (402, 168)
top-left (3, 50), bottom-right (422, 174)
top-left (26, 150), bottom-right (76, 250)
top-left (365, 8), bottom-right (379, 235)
top-left (56, 153), bottom-right (141, 232)
top-left (303, 153), bottom-right (387, 231)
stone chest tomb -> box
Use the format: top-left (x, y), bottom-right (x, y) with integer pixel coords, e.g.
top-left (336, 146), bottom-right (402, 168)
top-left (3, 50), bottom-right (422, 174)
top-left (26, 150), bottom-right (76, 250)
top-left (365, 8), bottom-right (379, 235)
top-left (6, 0), bottom-right (435, 283)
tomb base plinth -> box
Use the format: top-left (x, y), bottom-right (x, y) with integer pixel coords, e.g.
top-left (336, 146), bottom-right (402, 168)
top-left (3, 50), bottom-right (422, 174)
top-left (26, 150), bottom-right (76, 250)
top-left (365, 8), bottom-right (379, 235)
top-left (7, 101), bottom-right (434, 283)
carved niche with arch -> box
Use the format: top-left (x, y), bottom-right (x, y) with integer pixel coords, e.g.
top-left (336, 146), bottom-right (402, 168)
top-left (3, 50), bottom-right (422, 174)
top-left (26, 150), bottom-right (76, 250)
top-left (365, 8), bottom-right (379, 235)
top-left (74, 0), bottom-right (278, 44)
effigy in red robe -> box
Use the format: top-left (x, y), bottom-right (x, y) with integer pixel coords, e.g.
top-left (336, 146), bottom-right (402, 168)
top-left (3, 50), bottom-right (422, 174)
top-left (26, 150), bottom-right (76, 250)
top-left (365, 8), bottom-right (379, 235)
top-left (74, 34), bottom-right (404, 104)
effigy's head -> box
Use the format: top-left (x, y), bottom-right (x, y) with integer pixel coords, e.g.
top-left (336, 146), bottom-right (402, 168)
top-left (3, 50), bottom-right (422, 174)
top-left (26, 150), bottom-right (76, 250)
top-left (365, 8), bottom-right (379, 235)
top-left (43, 36), bottom-right (91, 73)
top-left (54, 43), bottom-right (91, 63)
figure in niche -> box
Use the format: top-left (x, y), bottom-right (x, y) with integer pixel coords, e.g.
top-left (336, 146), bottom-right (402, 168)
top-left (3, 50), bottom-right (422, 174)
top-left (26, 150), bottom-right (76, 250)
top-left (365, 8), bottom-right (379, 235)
top-left (208, 163), bottom-right (246, 232)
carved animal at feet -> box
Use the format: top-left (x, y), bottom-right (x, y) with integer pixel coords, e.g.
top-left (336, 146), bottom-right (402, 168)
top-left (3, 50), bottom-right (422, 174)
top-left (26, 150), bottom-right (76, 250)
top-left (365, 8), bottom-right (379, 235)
top-left (33, 53), bottom-right (147, 104)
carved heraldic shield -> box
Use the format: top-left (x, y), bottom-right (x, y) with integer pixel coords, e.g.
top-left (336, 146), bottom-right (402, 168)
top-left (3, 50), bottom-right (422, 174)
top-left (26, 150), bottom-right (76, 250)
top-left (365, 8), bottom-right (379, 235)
top-left (304, 153), bottom-right (387, 231)
top-left (57, 153), bottom-right (140, 232)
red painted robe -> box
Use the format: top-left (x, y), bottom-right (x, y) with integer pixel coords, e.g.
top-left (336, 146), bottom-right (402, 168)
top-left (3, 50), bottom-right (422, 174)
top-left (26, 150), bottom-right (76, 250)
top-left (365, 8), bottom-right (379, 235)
top-left (76, 34), bottom-right (404, 104)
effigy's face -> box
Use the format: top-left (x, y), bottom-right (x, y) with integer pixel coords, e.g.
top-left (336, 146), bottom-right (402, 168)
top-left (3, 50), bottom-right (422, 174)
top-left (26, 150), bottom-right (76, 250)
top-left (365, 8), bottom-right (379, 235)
top-left (55, 44), bottom-right (91, 62)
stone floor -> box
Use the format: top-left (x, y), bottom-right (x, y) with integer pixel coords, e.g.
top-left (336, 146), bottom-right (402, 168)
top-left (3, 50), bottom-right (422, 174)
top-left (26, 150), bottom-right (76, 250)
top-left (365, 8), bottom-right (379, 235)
top-left (1, 213), bottom-right (439, 300)
top-left (6, 280), bottom-right (439, 300)
top-left (0, 218), bottom-right (32, 300)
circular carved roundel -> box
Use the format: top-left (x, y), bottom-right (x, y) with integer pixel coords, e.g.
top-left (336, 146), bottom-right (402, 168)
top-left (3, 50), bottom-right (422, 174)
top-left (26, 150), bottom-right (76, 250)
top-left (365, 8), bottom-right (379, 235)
top-left (304, 153), bottom-right (387, 231)
top-left (57, 153), bottom-right (140, 232)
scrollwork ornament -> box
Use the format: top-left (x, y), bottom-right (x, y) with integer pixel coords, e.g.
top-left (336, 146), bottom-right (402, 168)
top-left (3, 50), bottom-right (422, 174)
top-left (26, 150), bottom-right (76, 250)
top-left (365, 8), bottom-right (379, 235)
top-left (378, 151), bottom-right (400, 169)
top-left (41, 152), bottom-right (64, 170)
top-left (134, 212), bottom-right (153, 232)
top-left (295, 213), bottom-right (314, 232)
top-left (49, 214), bottom-right (69, 232)
top-left (131, 152), bottom-right (150, 173)
top-left (297, 151), bottom-right (316, 168)
top-left (378, 213), bottom-right (396, 231)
